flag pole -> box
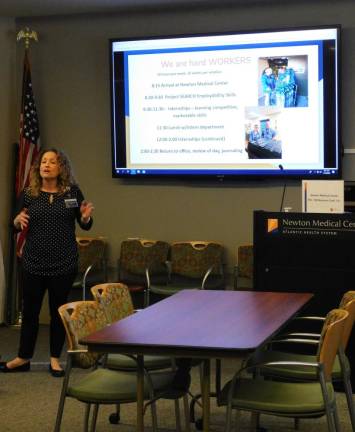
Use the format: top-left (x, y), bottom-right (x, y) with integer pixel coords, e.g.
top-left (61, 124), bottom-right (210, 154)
top-left (8, 28), bottom-right (39, 327)
top-left (5, 143), bottom-right (20, 325)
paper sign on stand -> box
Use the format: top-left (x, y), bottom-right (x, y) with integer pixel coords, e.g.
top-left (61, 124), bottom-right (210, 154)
top-left (302, 180), bottom-right (344, 213)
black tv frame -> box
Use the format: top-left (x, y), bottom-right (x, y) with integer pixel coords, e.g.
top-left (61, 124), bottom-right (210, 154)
top-left (109, 24), bottom-right (341, 181)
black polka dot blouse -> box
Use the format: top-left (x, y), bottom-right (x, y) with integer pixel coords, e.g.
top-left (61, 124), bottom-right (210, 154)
top-left (16, 184), bottom-right (93, 276)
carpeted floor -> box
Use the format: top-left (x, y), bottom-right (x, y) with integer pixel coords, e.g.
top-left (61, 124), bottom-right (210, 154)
top-left (0, 325), bottom-right (353, 432)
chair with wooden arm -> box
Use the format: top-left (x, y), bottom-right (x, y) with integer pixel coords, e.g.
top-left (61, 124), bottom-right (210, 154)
top-left (90, 282), bottom-right (190, 430)
top-left (54, 298), bottom-right (190, 432)
top-left (246, 291), bottom-right (355, 430)
top-left (219, 308), bottom-right (349, 432)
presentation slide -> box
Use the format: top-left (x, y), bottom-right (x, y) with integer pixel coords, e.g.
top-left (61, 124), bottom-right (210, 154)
top-left (110, 27), bottom-right (339, 178)
top-left (124, 43), bottom-right (321, 170)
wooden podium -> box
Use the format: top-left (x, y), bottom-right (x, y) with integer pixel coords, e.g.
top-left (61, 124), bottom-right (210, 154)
top-left (253, 210), bottom-right (355, 387)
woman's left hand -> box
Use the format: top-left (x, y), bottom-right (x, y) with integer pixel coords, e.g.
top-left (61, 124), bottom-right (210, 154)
top-left (80, 200), bottom-right (94, 223)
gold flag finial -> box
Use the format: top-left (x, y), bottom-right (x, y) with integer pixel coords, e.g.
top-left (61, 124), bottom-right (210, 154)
top-left (16, 27), bottom-right (38, 50)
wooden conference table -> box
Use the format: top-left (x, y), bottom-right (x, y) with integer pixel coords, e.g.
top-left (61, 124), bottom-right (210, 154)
top-left (82, 289), bottom-right (313, 431)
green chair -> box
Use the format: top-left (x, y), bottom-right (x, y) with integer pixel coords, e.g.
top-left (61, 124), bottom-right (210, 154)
top-left (247, 291), bottom-right (355, 431)
top-left (219, 308), bottom-right (349, 432)
top-left (54, 299), bottom-right (190, 432)
top-left (117, 239), bottom-right (170, 309)
top-left (91, 283), bottom-right (173, 371)
top-left (145, 241), bottom-right (225, 306)
top-left (71, 236), bottom-right (107, 301)
top-left (91, 282), bottom-right (188, 427)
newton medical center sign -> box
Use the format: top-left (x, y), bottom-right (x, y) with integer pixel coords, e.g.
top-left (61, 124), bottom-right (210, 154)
top-left (267, 214), bottom-right (355, 238)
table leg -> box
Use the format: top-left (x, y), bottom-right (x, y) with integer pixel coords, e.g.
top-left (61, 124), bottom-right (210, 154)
top-left (137, 354), bottom-right (144, 431)
top-left (201, 358), bottom-right (211, 432)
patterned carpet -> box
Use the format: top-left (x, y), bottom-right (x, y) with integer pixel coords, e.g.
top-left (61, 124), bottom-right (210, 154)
top-left (0, 325), bottom-right (353, 432)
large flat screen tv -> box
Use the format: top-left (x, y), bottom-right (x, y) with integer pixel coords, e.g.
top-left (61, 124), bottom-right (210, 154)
top-left (110, 25), bottom-right (341, 180)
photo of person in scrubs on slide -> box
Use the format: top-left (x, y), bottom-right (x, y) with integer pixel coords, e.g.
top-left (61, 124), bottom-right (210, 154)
top-left (258, 55), bottom-right (309, 108)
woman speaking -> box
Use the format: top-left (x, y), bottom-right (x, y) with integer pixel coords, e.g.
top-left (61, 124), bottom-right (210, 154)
top-left (0, 148), bottom-right (94, 377)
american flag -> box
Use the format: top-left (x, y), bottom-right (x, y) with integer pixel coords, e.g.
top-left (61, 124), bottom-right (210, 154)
top-left (15, 50), bottom-right (41, 256)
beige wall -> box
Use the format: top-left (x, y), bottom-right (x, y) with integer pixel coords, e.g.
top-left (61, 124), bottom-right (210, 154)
top-left (4, 1), bottom-right (353, 281)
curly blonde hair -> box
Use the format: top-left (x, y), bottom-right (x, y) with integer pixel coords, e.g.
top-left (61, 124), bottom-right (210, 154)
top-left (28, 148), bottom-right (77, 197)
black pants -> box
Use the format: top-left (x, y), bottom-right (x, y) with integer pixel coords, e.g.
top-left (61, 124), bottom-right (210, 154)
top-left (18, 269), bottom-right (76, 359)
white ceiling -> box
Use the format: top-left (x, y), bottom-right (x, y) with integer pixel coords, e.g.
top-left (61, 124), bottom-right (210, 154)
top-left (0, 0), bottom-right (255, 19)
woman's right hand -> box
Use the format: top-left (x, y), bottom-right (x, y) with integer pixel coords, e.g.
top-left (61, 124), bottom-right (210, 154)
top-left (14, 208), bottom-right (29, 230)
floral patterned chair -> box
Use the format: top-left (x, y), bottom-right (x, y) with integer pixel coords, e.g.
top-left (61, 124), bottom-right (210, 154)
top-left (117, 239), bottom-right (170, 308)
top-left (55, 298), bottom-right (190, 432)
top-left (71, 236), bottom-right (107, 301)
top-left (145, 241), bottom-right (225, 307)
top-left (91, 282), bottom-right (134, 323)
top-left (91, 282), bottom-right (190, 428)
top-left (91, 282), bottom-right (173, 372)
top-left (234, 244), bottom-right (253, 290)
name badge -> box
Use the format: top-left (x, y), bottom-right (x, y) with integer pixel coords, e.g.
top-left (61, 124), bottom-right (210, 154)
top-left (64, 198), bottom-right (78, 208)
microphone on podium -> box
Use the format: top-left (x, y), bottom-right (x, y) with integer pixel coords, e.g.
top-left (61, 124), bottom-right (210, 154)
top-left (279, 164), bottom-right (287, 212)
